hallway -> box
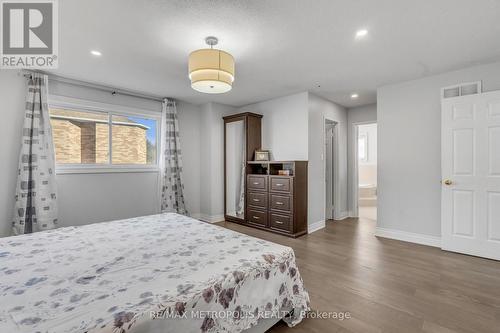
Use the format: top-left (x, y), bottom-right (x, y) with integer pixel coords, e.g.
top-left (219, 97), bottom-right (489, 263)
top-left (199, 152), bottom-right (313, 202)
top-left (358, 206), bottom-right (377, 221)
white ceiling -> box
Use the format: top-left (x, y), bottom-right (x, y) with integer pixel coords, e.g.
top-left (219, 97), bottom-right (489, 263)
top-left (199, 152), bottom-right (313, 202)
top-left (52, 0), bottom-right (500, 108)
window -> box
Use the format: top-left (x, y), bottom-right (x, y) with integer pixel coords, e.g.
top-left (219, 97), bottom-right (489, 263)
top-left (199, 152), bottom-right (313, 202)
top-left (49, 106), bottom-right (158, 171)
top-left (358, 133), bottom-right (368, 162)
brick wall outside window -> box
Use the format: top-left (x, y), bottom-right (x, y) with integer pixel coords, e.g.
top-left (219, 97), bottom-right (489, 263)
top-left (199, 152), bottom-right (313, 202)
top-left (50, 109), bottom-right (149, 165)
top-left (112, 124), bottom-right (147, 164)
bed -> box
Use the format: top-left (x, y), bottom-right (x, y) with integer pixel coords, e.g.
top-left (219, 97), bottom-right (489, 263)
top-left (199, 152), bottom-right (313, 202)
top-left (0, 213), bottom-right (310, 333)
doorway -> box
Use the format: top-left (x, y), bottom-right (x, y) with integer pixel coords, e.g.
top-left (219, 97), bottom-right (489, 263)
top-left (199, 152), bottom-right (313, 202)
top-left (325, 119), bottom-right (338, 220)
top-left (354, 122), bottom-right (377, 220)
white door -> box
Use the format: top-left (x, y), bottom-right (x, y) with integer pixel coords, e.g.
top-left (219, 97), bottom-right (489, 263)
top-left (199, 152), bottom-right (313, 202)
top-left (325, 125), bottom-right (335, 219)
top-left (441, 91), bottom-right (500, 260)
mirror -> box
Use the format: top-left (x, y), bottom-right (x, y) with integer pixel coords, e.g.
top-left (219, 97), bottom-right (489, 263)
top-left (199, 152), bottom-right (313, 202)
top-left (225, 120), bottom-right (246, 220)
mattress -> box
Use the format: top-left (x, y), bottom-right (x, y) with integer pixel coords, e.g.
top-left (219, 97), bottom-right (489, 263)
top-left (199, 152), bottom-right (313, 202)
top-left (0, 213), bottom-right (310, 333)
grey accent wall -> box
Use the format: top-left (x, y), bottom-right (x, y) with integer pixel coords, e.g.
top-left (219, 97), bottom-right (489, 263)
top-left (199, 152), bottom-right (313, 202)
top-left (377, 61), bottom-right (500, 237)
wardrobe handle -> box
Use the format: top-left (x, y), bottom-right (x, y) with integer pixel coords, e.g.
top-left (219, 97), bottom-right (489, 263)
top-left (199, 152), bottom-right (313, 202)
top-left (253, 199), bottom-right (260, 202)
top-left (276, 202), bottom-right (283, 205)
top-left (252, 216), bottom-right (260, 220)
top-left (275, 220), bottom-right (284, 224)
top-left (276, 183), bottom-right (284, 187)
top-left (253, 182), bottom-right (259, 185)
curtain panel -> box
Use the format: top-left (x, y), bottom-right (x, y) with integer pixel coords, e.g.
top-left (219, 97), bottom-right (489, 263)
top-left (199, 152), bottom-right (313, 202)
top-left (12, 73), bottom-right (58, 235)
top-left (159, 98), bottom-right (188, 215)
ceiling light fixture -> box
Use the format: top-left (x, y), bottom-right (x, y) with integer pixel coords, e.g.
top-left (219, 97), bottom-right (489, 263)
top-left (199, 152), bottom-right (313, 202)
top-left (351, 93), bottom-right (359, 99)
top-left (90, 50), bottom-right (102, 56)
top-left (188, 36), bottom-right (235, 94)
top-left (355, 29), bottom-right (368, 39)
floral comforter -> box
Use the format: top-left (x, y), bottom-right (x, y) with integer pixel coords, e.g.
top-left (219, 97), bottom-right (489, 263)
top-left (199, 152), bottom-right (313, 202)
top-left (0, 213), bottom-right (310, 333)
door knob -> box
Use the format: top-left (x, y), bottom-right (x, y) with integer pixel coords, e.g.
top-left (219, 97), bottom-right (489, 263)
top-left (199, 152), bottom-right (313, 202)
top-left (443, 179), bottom-right (453, 185)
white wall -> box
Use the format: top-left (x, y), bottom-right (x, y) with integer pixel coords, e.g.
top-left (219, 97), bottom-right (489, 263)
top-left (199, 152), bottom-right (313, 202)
top-left (377, 61), bottom-right (500, 237)
top-left (48, 79), bottom-right (163, 113)
top-left (195, 93), bottom-right (312, 222)
top-left (347, 104), bottom-right (377, 213)
top-left (238, 92), bottom-right (349, 225)
top-left (199, 102), bottom-right (237, 221)
top-left (199, 103), bottom-right (212, 219)
top-left (56, 172), bottom-right (159, 227)
top-left (308, 93), bottom-right (349, 223)
top-left (0, 71), bottom-right (202, 236)
top-left (238, 92), bottom-right (309, 160)
top-left (177, 101), bottom-right (202, 216)
top-left (347, 104), bottom-right (377, 125)
top-left (0, 71), bottom-right (27, 237)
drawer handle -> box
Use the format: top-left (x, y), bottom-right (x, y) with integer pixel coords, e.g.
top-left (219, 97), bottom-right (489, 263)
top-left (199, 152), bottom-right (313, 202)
top-left (276, 202), bottom-right (283, 205)
top-left (253, 199), bottom-right (260, 202)
top-left (253, 216), bottom-right (260, 220)
top-left (275, 220), bottom-right (284, 224)
top-left (276, 183), bottom-right (284, 187)
top-left (253, 182), bottom-right (260, 185)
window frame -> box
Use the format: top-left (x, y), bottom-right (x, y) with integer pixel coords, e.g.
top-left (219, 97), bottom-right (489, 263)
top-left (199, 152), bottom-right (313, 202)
top-left (48, 95), bottom-right (161, 174)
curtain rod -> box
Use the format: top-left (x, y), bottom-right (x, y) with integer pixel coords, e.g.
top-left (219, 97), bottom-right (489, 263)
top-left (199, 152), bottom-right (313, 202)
top-left (21, 70), bottom-right (168, 103)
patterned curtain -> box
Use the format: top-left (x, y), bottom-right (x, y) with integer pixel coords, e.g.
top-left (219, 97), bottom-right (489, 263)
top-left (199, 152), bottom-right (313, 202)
top-left (12, 73), bottom-right (58, 235)
top-left (159, 98), bottom-right (188, 215)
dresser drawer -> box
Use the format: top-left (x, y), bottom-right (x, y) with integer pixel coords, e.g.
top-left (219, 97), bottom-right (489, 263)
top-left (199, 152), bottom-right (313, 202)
top-left (247, 175), bottom-right (267, 191)
top-left (248, 191), bottom-right (268, 209)
top-left (270, 176), bottom-right (292, 193)
top-left (270, 194), bottom-right (292, 212)
top-left (270, 213), bottom-right (292, 233)
top-left (247, 209), bottom-right (268, 227)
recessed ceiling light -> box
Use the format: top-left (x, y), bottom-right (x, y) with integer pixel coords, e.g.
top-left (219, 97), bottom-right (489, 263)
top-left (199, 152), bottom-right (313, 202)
top-left (90, 50), bottom-right (102, 56)
top-left (351, 93), bottom-right (359, 99)
top-left (355, 29), bottom-right (368, 39)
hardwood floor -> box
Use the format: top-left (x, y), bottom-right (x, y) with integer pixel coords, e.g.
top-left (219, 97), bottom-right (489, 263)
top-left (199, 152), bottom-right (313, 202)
top-left (218, 217), bottom-right (500, 333)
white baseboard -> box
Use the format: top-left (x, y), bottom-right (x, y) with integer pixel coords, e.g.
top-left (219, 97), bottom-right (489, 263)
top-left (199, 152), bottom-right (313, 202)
top-left (194, 214), bottom-right (225, 223)
top-left (308, 220), bottom-right (325, 234)
top-left (375, 227), bottom-right (441, 248)
top-left (335, 211), bottom-right (351, 220)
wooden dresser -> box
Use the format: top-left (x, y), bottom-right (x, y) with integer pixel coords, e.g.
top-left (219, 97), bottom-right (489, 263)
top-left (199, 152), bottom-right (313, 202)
top-left (246, 161), bottom-right (308, 238)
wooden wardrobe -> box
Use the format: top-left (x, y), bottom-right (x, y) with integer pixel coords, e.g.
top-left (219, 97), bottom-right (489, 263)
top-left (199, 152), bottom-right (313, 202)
top-left (223, 112), bottom-right (308, 238)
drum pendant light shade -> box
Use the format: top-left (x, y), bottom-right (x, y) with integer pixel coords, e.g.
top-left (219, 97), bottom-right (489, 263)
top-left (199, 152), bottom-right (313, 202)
top-left (188, 39), bottom-right (235, 94)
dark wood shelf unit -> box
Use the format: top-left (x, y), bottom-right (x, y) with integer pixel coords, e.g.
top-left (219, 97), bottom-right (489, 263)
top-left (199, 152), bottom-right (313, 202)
top-left (246, 161), bottom-right (308, 238)
top-left (247, 161), bottom-right (297, 176)
top-left (247, 162), bottom-right (268, 175)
